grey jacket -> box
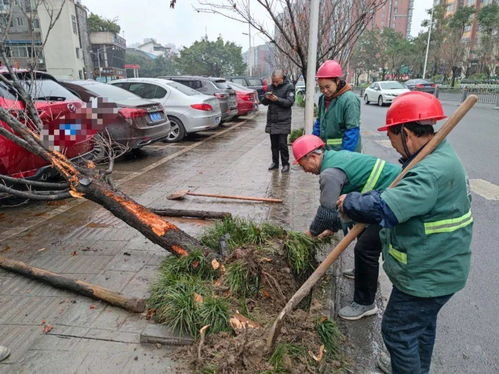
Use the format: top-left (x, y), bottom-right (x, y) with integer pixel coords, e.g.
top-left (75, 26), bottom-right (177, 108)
top-left (261, 79), bottom-right (295, 135)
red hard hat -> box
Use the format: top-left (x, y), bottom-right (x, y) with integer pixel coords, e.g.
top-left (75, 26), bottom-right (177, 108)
top-left (292, 135), bottom-right (325, 164)
top-left (316, 60), bottom-right (343, 79)
top-left (378, 91), bottom-right (447, 131)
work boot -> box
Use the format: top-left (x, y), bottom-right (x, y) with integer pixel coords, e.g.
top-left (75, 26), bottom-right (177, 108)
top-left (342, 268), bottom-right (355, 279)
top-left (376, 351), bottom-right (391, 374)
top-left (281, 164), bottom-right (290, 173)
top-left (338, 301), bottom-right (378, 320)
top-left (0, 346), bottom-right (10, 362)
top-left (268, 162), bottom-right (279, 170)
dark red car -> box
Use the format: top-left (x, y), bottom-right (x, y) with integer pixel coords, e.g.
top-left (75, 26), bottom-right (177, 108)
top-left (226, 82), bottom-right (259, 117)
top-left (0, 70), bottom-right (95, 179)
top-left (61, 80), bottom-right (171, 150)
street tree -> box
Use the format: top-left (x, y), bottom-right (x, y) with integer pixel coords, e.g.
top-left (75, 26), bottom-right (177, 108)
top-left (476, 3), bottom-right (499, 77)
top-left (125, 50), bottom-right (178, 77)
top-left (0, 3), bottom-right (214, 259)
top-left (349, 29), bottom-right (382, 84)
top-left (195, 0), bottom-right (387, 82)
top-left (442, 6), bottom-right (476, 86)
top-left (175, 36), bottom-right (246, 76)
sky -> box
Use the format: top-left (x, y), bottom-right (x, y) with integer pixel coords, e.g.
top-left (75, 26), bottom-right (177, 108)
top-left (82, 0), bottom-right (435, 52)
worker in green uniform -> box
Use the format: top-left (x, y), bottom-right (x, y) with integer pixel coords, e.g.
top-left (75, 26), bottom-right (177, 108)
top-left (337, 92), bottom-right (473, 374)
top-left (313, 60), bottom-right (361, 152)
top-left (292, 134), bottom-right (401, 320)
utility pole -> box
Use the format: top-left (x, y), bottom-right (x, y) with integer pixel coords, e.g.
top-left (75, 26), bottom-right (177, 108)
top-left (423, 5), bottom-right (434, 79)
top-left (304, 0), bottom-right (320, 134)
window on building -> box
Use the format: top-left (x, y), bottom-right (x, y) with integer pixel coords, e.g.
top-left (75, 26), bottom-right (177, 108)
top-left (75, 47), bottom-right (80, 59)
top-left (32, 18), bottom-right (39, 29)
top-left (16, 17), bottom-right (23, 26)
top-left (71, 15), bottom-right (77, 34)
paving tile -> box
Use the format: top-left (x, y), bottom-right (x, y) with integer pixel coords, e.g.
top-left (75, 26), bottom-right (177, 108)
top-left (17, 350), bottom-right (89, 374)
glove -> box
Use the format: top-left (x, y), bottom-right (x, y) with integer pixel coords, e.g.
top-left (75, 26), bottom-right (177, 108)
top-left (312, 119), bottom-right (320, 136)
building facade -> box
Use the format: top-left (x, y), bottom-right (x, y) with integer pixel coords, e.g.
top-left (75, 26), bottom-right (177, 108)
top-left (89, 31), bottom-right (126, 82)
top-left (368, 0), bottom-right (414, 38)
top-left (0, 0), bottom-right (92, 79)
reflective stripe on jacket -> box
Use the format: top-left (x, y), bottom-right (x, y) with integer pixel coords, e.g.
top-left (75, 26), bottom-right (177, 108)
top-left (380, 140), bottom-right (473, 298)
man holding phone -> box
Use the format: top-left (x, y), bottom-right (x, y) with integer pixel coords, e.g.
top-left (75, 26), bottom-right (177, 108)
top-left (261, 70), bottom-right (295, 173)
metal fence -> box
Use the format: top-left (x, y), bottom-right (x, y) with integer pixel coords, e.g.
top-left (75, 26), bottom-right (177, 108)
top-left (436, 87), bottom-right (499, 106)
top-left (353, 87), bottom-right (499, 107)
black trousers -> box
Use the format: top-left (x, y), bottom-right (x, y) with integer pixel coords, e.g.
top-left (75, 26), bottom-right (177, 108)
top-left (354, 224), bottom-right (382, 305)
top-left (270, 134), bottom-right (289, 166)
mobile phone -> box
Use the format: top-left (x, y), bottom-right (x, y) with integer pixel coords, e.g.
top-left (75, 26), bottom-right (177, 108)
top-left (265, 91), bottom-right (273, 96)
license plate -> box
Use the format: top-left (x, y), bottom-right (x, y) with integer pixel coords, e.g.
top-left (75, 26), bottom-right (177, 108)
top-left (149, 112), bottom-right (162, 122)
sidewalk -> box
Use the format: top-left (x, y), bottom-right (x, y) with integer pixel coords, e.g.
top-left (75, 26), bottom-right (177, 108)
top-left (0, 107), bottom-right (325, 373)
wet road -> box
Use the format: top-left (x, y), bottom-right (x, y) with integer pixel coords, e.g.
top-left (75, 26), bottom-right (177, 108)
top-left (360, 100), bottom-right (499, 374)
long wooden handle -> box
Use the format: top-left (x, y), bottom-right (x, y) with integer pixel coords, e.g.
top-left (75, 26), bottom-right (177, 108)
top-left (0, 256), bottom-right (145, 313)
top-left (187, 191), bottom-right (283, 203)
top-left (266, 95), bottom-right (478, 351)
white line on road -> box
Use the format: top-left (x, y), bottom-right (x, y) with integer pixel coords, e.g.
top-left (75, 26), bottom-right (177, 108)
top-left (469, 179), bottom-right (499, 200)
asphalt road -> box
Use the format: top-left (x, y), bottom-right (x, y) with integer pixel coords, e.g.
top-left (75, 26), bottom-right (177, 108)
top-left (359, 100), bottom-right (499, 373)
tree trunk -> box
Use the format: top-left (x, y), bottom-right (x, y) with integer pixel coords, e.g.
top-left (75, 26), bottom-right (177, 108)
top-left (76, 179), bottom-right (212, 258)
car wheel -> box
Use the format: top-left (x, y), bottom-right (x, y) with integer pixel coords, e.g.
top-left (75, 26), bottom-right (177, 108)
top-left (378, 96), bottom-right (384, 106)
top-left (364, 94), bottom-right (370, 105)
top-left (164, 116), bottom-right (186, 143)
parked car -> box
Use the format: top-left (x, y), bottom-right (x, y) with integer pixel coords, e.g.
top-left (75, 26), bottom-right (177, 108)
top-left (226, 76), bottom-right (268, 102)
top-left (61, 80), bottom-right (171, 150)
top-left (226, 81), bottom-right (259, 116)
top-left (404, 79), bottom-right (436, 95)
top-left (0, 69), bottom-right (95, 179)
top-left (363, 81), bottom-right (411, 106)
top-left (110, 78), bottom-right (221, 142)
top-left (159, 76), bottom-right (237, 122)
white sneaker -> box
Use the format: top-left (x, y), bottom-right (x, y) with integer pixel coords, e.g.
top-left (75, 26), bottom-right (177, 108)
top-left (0, 346), bottom-right (10, 362)
top-left (338, 301), bottom-right (378, 320)
top-left (342, 268), bottom-right (355, 279)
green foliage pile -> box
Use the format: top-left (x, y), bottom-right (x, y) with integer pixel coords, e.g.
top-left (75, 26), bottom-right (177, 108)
top-left (316, 318), bottom-right (342, 359)
top-left (289, 128), bottom-right (304, 144)
top-left (149, 217), bottom-right (329, 337)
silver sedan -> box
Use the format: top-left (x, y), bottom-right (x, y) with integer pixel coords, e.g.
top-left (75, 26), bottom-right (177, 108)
top-left (110, 78), bottom-right (222, 142)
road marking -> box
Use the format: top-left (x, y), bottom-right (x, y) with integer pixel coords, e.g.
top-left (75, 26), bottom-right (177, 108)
top-left (469, 179), bottom-right (499, 200)
top-left (375, 139), bottom-right (392, 148)
top-left (0, 115), bottom-right (257, 242)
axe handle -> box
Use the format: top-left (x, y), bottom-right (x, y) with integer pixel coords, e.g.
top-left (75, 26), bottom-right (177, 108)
top-left (186, 192), bottom-right (283, 203)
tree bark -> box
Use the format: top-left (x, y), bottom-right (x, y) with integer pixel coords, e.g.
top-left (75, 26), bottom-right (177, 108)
top-left (151, 208), bottom-right (231, 220)
top-left (0, 256), bottom-right (145, 313)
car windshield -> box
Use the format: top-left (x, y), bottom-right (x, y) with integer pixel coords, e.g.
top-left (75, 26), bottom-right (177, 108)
top-left (248, 78), bottom-right (262, 86)
top-left (85, 82), bottom-right (140, 100)
top-left (228, 82), bottom-right (248, 91)
top-left (20, 79), bottom-right (80, 101)
top-left (379, 82), bottom-right (405, 90)
top-left (213, 80), bottom-right (230, 89)
top-left (166, 81), bottom-right (199, 96)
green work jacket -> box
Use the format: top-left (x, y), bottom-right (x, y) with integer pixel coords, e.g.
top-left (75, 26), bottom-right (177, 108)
top-left (380, 140), bottom-right (473, 298)
top-left (318, 91), bottom-right (361, 152)
top-left (320, 150), bottom-right (401, 193)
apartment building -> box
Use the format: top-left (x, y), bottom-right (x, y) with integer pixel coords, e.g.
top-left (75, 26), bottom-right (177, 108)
top-left (0, 0), bottom-right (93, 79)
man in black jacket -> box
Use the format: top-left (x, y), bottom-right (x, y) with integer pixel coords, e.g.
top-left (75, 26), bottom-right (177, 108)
top-left (261, 70), bottom-right (295, 172)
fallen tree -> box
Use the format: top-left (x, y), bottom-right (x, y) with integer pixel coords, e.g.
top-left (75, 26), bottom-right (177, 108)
top-left (0, 48), bottom-right (212, 258)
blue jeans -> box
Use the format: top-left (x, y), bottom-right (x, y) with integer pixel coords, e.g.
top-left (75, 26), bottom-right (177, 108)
top-left (381, 287), bottom-right (453, 374)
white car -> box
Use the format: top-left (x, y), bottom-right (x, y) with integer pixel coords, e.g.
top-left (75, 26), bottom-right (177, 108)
top-left (363, 81), bottom-right (410, 106)
top-left (110, 78), bottom-right (222, 142)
